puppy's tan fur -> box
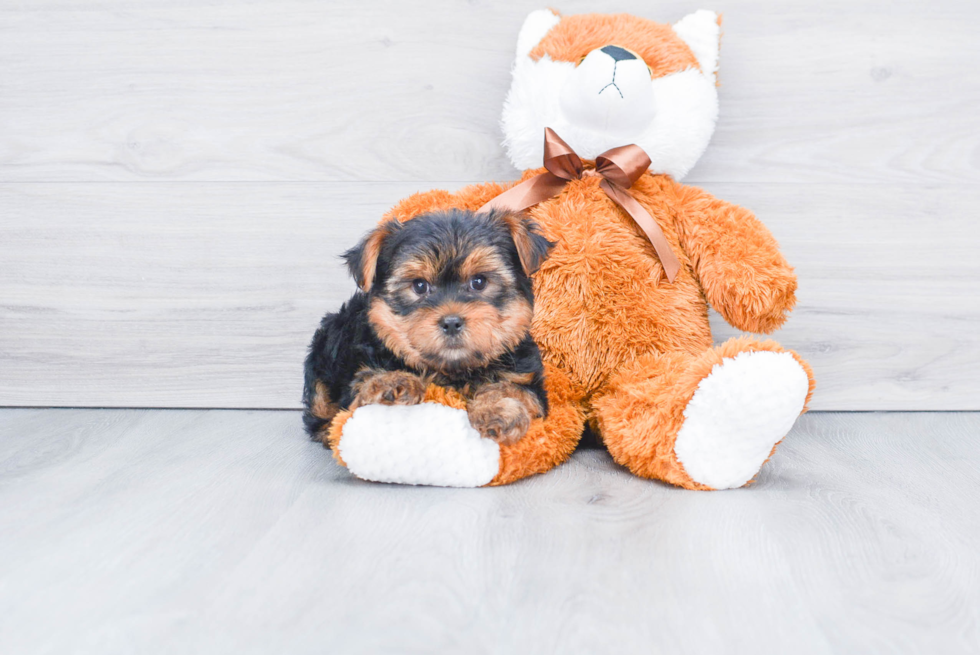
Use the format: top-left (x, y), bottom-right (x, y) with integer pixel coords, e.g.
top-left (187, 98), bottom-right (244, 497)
top-left (466, 381), bottom-right (545, 445)
top-left (349, 368), bottom-right (428, 410)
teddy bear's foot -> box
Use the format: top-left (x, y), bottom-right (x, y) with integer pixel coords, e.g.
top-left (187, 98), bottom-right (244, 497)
top-left (673, 350), bottom-right (810, 489)
top-left (338, 402), bottom-right (501, 487)
top-left (592, 337), bottom-right (815, 490)
top-left (324, 364), bottom-right (589, 487)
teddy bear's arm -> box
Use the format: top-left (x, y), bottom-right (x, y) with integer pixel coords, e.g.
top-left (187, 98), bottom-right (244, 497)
top-left (383, 182), bottom-right (513, 222)
top-left (670, 182), bottom-right (797, 334)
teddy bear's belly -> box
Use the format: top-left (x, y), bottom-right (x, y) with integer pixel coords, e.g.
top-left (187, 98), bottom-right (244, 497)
top-left (529, 198), bottom-right (712, 394)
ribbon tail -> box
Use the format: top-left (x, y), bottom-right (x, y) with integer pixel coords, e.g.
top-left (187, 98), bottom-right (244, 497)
top-left (600, 180), bottom-right (681, 283)
top-left (478, 172), bottom-right (567, 214)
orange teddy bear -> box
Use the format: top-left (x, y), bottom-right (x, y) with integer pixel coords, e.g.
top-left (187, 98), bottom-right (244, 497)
top-left (327, 9), bottom-right (815, 490)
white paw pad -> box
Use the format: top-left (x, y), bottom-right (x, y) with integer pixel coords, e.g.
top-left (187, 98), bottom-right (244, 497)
top-left (674, 351), bottom-right (809, 489)
top-left (338, 403), bottom-right (500, 487)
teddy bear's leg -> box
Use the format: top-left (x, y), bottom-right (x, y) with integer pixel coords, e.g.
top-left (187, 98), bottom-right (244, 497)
top-left (327, 362), bottom-right (588, 487)
top-left (488, 363), bottom-right (588, 486)
top-left (591, 337), bottom-right (815, 490)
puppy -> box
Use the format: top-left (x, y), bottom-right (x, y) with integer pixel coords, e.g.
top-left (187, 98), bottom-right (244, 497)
top-left (303, 209), bottom-right (554, 446)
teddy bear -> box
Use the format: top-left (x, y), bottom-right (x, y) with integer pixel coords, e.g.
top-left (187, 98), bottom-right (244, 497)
top-left (323, 8), bottom-right (815, 490)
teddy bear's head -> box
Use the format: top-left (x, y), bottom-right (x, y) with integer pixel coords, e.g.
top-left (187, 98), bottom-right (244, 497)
top-left (502, 9), bottom-right (721, 179)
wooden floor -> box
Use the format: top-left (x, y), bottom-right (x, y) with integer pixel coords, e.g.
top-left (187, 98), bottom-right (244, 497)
top-left (1, 409), bottom-right (978, 654)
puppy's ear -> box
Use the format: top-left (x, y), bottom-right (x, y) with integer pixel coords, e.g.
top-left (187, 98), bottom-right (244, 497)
top-left (343, 219), bottom-right (401, 292)
top-left (496, 211), bottom-right (555, 276)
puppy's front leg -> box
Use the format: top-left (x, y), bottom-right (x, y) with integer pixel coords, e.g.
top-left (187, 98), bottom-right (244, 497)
top-left (467, 382), bottom-right (544, 445)
top-left (349, 369), bottom-right (427, 409)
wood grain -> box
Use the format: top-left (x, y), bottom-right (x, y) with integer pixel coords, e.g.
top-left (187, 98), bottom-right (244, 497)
top-left (0, 409), bottom-right (978, 653)
top-left (1, 0), bottom-right (979, 410)
top-left (2, 182), bottom-right (978, 410)
top-left (0, 0), bottom-right (977, 185)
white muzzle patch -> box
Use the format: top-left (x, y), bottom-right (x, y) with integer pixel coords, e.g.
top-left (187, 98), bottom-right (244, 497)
top-left (559, 47), bottom-right (655, 138)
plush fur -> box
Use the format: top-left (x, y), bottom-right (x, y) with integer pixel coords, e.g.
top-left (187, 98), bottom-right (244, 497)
top-left (503, 10), bottom-right (720, 177)
top-left (326, 8), bottom-right (816, 490)
top-left (378, 165), bottom-right (814, 489)
top-left (328, 362), bottom-right (586, 486)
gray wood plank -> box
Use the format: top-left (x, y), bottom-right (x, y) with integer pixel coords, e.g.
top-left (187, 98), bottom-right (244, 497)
top-left (2, 0), bottom-right (979, 410)
top-left (2, 182), bottom-right (978, 410)
top-left (0, 0), bottom-right (977, 185)
top-left (0, 409), bottom-right (978, 654)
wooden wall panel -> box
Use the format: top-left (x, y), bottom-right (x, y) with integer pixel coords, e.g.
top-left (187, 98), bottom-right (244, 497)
top-left (0, 1), bottom-right (976, 185)
top-left (1, 0), bottom-right (978, 408)
top-left (2, 182), bottom-right (976, 409)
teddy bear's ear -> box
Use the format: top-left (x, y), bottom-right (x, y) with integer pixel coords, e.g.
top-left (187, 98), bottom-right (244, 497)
top-left (343, 219), bottom-right (401, 292)
top-left (672, 10), bottom-right (721, 79)
top-left (515, 8), bottom-right (561, 59)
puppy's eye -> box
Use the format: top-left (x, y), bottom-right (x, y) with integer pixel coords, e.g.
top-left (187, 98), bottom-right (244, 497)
top-left (469, 275), bottom-right (487, 292)
top-left (411, 279), bottom-right (430, 295)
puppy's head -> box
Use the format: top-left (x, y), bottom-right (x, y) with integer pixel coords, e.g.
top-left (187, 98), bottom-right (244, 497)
top-left (344, 209), bottom-right (553, 373)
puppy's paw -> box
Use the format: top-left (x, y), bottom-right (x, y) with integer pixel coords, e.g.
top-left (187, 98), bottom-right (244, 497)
top-left (351, 370), bottom-right (426, 409)
top-left (467, 387), bottom-right (534, 445)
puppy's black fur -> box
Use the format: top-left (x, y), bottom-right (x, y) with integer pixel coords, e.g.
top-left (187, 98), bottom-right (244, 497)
top-left (302, 209), bottom-right (553, 444)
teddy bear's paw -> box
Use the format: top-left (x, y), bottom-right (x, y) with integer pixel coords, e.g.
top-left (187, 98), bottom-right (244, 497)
top-left (673, 351), bottom-right (809, 489)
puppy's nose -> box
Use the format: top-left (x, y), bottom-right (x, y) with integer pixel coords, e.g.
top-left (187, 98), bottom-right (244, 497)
top-left (600, 45), bottom-right (637, 61)
top-left (439, 315), bottom-right (465, 336)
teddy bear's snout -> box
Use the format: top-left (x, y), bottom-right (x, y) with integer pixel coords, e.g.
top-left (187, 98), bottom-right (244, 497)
top-left (559, 46), bottom-right (656, 135)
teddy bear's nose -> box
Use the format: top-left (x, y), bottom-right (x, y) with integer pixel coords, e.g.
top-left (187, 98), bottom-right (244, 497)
top-left (600, 45), bottom-right (637, 61)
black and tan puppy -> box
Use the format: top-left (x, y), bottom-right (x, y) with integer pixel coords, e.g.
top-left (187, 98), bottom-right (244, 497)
top-left (303, 209), bottom-right (553, 446)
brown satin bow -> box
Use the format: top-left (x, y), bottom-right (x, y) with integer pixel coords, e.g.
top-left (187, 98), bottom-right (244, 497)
top-left (479, 128), bottom-right (681, 283)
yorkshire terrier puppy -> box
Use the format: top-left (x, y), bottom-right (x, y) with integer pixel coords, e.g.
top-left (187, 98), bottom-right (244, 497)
top-left (303, 209), bottom-right (554, 446)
